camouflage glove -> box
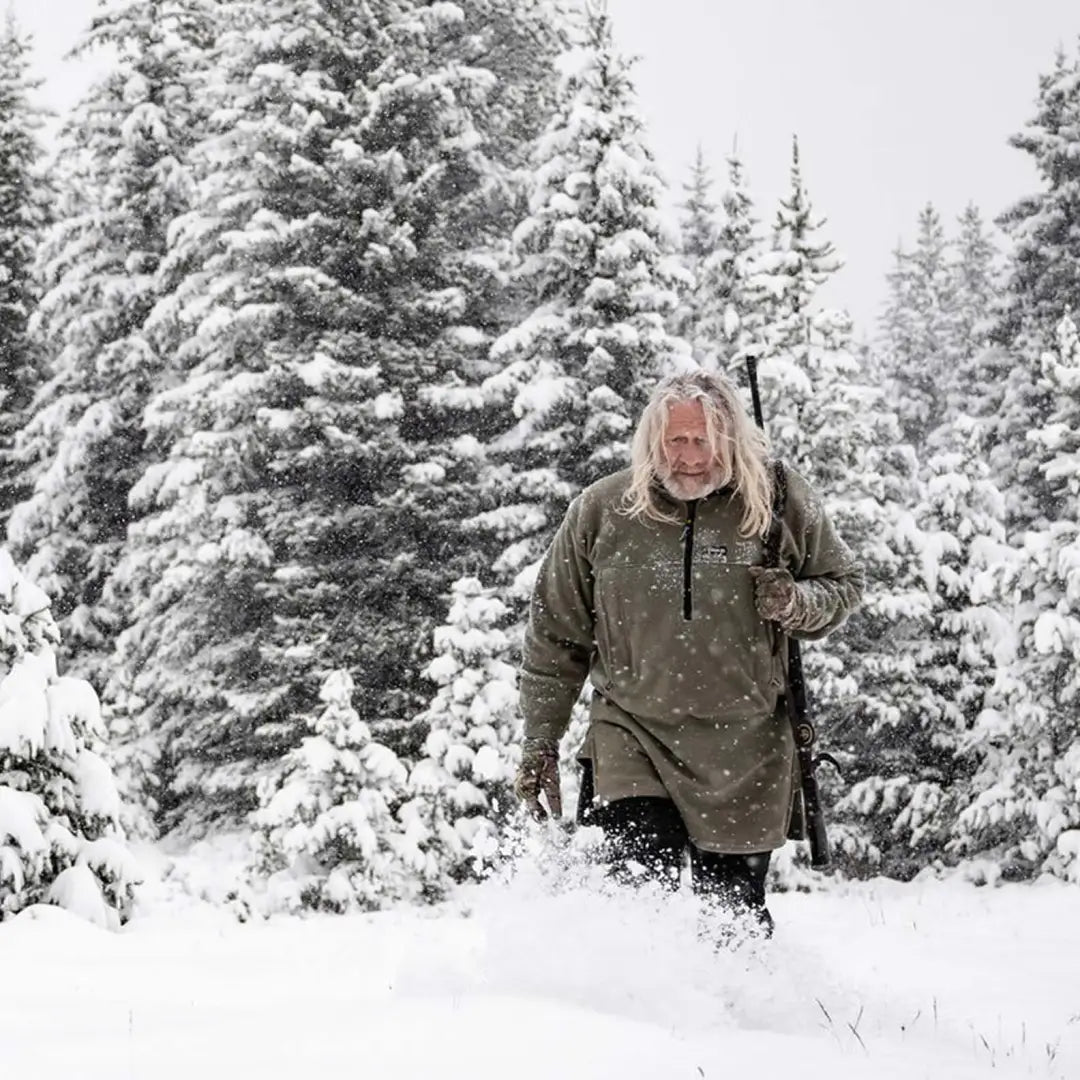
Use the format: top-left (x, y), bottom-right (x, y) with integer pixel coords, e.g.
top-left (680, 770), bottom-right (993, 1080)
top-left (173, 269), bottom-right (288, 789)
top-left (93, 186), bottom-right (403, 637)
top-left (749, 567), bottom-right (800, 624)
top-left (513, 736), bottom-right (562, 821)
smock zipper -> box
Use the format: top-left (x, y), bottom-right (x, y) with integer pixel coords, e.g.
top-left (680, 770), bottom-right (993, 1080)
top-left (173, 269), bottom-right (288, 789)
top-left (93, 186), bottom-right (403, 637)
top-left (681, 499), bottom-right (698, 620)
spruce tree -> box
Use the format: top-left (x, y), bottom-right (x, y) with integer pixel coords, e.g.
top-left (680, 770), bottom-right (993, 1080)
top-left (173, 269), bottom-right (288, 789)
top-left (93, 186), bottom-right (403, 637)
top-left (829, 197), bottom-right (1007, 876)
top-left (0, 549), bottom-right (138, 926)
top-left (831, 416), bottom-right (1009, 876)
top-left (951, 203), bottom-right (999, 360)
top-left (849, 206), bottom-right (1005, 873)
top-left (777, 351), bottom-right (935, 877)
top-left (407, 577), bottom-right (520, 889)
top-left (764, 139), bottom-right (845, 345)
top-left (369, 0), bottom-right (564, 739)
top-left (250, 669), bottom-right (424, 911)
top-left (955, 315), bottom-right (1080, 883)
top-left (876, 243), bottom-right (914, 381)
top-left (693, 150), bottom-right (771, 372)
top-left (0, 16), bottom-right (47, 527)
top-left (753, 136), bottom-right (851, 478)
top-left (7, 0), bottom-right (217, 694)
top-left (672, 145), bottom-right (718, 355)
top-left (995, 44), bottom-right (1080, 356)
top-left (679, 146), bottom-right (718, 272)
top-left (471, 0), bottom-right (688, 585)
top-left (925, 204), bottom-right (1002, 454)
top-left (109, 0), bottom-right (561, 832)
top-left (951, 41), bottom-right (1080, 883)
top-left (876, 203), bottom-right (958, 450)
top-left (984, 44), bottom-right (1080, 534)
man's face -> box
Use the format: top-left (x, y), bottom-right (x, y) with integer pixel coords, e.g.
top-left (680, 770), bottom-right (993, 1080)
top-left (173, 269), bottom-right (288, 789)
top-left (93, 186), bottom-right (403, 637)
top-left (659, 400), bottom-right (723, 500)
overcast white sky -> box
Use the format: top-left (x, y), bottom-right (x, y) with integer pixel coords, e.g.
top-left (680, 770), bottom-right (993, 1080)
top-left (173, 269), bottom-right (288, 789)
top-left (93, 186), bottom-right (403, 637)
top-left (9, 0), bottom-right (1079, 334)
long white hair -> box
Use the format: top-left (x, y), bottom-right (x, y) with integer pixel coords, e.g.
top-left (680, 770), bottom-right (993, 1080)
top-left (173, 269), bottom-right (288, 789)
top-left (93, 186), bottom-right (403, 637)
top-left (621, 369), bottom-right (773, 537)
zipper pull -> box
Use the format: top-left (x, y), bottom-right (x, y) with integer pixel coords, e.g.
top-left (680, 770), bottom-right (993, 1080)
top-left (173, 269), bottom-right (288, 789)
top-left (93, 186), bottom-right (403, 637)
top-left (681, 499), bottom-right (699, 543)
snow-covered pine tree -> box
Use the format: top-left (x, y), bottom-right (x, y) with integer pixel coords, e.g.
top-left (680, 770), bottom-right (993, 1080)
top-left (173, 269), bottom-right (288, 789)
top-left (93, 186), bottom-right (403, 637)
top-left (830, 414), bottom-right (1010, 877)
top-left (671, 145), bottom-right (718, 354)
top-left (471, 0), bottom-right (689, 586)
top-left (830, 200), bottom-right (1007, 875)
top-left (688, 149), bottom-right (772, 373)
top-left (995, 44), bottom-right (1080, 357)
top-left (837, 204), bottom-right (1004, 874)
top-left (922, 203), bottom-right (1003, 457)
top-left (251, 669), bottom-right (426, 911)
top-left (407, 577), bottom-right (519, 890)
top-left (950, 45), bottom-right (1080, 881)
top-left (7, 0), bottom-right (217, 695)
top-left (877, 243), bottom-right (913, 367)
top-left (110, 0), bottom-right (561, 834)
top-left (762, 337), bottom-right (937, 877)
top-left (954, 315), bottom-right (1080, 883)
top-left (111, 0), bottom-right (453, 831)
top-left (752, 136), bottom-right (851, 478)
top-left (875, 202), bottom-right (959, 451)
top-left (0, 16), bottom-right (48, 527)
top-left (982, 44), bottom-right (1080, 536)
top-left (951, 204), bottom-right (1000, 366)
top-left (716, 151), bottom-right (772, 368)
top-left (679, 146), bottom-right (718, 276)
top-left (0, 548), bottom-right (138, 926)
top-left (370, 0), bottom-right (564, 749)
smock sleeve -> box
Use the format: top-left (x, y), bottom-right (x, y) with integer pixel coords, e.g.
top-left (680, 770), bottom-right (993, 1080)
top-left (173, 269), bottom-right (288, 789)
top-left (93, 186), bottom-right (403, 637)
top-left (776, 467), bottom-right (865, 641)
top-left (519, 495), bottom-right (596, 742)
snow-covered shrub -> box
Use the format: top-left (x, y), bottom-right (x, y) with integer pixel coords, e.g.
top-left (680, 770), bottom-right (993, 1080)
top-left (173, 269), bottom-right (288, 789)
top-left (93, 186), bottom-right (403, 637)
top-left (250, 670), bottom-right (431, 912)
top-left (407, 578), bottom-right (522, 890)
top-left (766, 839), bottom-right (834, 893)
top-left (0, 549), bottom-right (139, 927)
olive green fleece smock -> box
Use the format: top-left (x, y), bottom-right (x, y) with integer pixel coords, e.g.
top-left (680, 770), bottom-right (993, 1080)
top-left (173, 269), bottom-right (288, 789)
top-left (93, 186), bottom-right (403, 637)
top-left (520, 466), bottom-right (863, 854)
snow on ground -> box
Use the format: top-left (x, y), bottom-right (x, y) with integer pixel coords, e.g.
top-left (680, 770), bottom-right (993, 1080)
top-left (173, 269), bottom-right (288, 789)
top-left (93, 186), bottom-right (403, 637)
top-left (1, 836), bottom-right (1077, 1080)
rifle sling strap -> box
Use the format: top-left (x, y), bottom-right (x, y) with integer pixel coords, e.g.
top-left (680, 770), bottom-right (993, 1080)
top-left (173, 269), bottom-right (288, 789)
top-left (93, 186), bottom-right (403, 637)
top-left (765, 459), bottom-right (816, 751)
top-left (765, 458), bottom-right (787, 570)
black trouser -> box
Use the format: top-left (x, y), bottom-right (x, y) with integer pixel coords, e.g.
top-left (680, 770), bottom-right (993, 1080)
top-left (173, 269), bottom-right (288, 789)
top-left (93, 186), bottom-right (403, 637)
top-left (579, 763), bottom-right (772, 927)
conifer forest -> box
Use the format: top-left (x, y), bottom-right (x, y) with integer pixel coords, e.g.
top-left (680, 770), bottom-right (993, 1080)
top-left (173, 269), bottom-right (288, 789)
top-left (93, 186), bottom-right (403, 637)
top-left (1, 0), bottom-right (1079, 924)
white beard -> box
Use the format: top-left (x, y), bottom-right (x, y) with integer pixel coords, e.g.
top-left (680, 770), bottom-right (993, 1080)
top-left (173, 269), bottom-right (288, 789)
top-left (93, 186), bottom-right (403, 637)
top-left (660, 468), bottom-right (723, 502)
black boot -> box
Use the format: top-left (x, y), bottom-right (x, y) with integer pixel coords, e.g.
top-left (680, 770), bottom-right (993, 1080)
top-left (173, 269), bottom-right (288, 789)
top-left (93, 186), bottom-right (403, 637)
top-left (691, 848), bottom-right (774, 945)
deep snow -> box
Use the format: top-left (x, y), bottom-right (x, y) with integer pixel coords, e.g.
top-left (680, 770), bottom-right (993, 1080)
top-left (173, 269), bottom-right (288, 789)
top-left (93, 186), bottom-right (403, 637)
top-left (1, 838), bottom-right (1077, 1080)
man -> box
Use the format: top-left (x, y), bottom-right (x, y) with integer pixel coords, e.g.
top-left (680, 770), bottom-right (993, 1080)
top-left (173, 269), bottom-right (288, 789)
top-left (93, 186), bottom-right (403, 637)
top-left (513, 369), bottom-right (863, 934)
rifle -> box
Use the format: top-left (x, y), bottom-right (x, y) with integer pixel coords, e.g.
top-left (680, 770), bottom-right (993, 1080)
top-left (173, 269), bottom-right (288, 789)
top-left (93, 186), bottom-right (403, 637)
top-left (745, 354), bottom-right (833, 870)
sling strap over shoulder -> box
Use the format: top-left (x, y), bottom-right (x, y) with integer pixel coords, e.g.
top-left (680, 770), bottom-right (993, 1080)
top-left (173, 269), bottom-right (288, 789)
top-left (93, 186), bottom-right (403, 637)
top-left (765, 458), bottom-right (788, 571)
top-left (763, 458), bottom-right (814, 749)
